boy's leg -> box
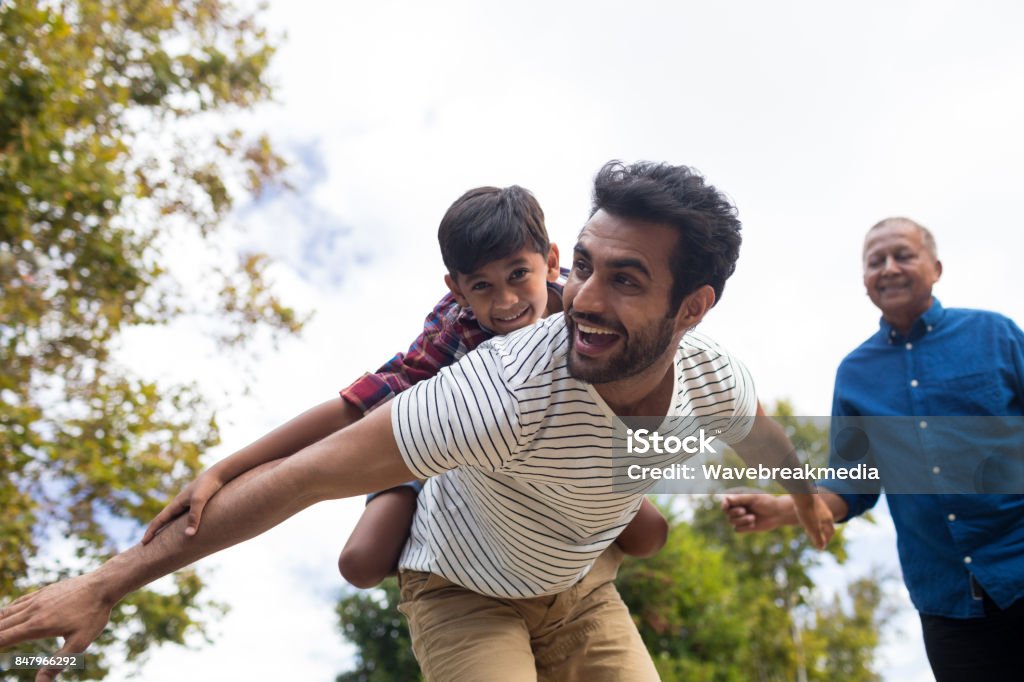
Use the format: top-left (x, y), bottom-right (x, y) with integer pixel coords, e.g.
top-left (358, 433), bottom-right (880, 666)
top-left (533, 545), bottom-right (659, 681)
top-left (397, 569), bottom-right (537, 681)
top-left (338, 482), bottom-right (421, 588)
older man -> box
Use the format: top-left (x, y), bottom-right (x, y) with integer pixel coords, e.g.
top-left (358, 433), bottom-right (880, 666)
top-left (0, 161), bottom-right (832, 681)
top-left (724, 217), bottom-right (1024, 681)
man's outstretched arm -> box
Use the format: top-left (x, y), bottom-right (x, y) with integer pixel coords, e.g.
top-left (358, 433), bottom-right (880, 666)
top-left (143, 396), bottom-right (365, 543)
top-left (0, 402), bottom-right (412, 677)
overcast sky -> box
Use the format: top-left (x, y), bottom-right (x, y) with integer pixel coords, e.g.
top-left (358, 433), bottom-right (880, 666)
top-left (105, 1), bottom-right (1023, 680)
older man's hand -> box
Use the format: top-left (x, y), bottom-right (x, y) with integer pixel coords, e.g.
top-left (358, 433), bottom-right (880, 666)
top-left (0, 574), bottom-right (112, 681)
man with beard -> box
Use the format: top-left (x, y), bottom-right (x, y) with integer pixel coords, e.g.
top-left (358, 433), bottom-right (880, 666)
top-left (0, 161), bottom-right (833, 681)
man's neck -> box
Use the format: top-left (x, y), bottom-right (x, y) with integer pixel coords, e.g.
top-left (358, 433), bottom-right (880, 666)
top-left (594, 354), bottom-right (677, 417)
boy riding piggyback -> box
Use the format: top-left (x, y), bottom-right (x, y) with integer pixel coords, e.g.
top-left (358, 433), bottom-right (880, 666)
top-left (144, 185), bottom-right (668, 587)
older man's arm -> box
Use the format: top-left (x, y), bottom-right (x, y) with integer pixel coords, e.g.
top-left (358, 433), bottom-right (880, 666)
top-left (0, 402), bottom-right (412, 676)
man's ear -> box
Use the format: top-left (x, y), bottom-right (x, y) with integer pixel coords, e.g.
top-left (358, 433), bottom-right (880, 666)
top-left (673, 284), bottom-right (715, 335)
top-left (444, 273), bottom-right (469, 307)
top-left (546, 244), bottom-right (561, 281)
top-left (934, 259), bottom-right (943, 282)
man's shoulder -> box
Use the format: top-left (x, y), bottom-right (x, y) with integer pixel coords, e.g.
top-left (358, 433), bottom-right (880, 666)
top-left (677, 330), bottom-right (753, 391)
top-left (678, 330), bottom-right (740, 368)
top-left (473, 314), bottom-right (571, 387)
top-left (945, 306), bottom-right (1016, 329)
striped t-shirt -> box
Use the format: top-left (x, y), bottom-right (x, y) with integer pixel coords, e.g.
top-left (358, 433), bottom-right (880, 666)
top-left (392, 312), bottom-right (756, 598)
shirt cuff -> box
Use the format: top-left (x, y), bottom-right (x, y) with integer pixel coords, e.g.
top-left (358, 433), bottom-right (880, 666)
top-left (340, 373), bottom-right (397, 415)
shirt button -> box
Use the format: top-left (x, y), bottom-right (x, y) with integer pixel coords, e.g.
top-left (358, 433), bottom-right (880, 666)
top-left (920, 420), bottom-right (928, 429)
top-left (948, 513), bottom-right (957, 521)
top-left (927, 325), bottom-right (933, 332)
top-left (905, 342), bottom-right (913, 350)
top-left (964, 556), bottom-right (972, 564)
top-left (932, 466), bottom-right (941, 474)
top-left (910, 379), bottom-right (919, 387)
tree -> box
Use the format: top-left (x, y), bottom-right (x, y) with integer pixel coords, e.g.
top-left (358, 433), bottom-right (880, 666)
top-left (334, 578), bottom-right (421, 682)
top-left (1, 1), bottom-right (301, 678)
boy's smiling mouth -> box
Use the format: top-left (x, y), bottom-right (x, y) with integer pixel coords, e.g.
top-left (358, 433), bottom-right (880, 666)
top-left (495, 308), bottom-right (529, 322)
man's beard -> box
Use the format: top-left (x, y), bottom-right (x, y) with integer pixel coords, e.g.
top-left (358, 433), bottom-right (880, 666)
top-left (567, 312), bottom-right (676, 384)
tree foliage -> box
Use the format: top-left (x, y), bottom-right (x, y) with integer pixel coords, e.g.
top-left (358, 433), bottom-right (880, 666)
top-left (618, 496), bottom-right (891, 682)
top-left (334, 403), bottom-right (893, 681)
top-left (1, 1), bottom-right (301, 677)
top-left (335, 578), bottom-right (421, 682)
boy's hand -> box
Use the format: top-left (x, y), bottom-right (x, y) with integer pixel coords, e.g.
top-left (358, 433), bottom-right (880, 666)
top-left (0, 574), bottom-right (112, 681)
top-left (142, 469), bottom-right (226, 544)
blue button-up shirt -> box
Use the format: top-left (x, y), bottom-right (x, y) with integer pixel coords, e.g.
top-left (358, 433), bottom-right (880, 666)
top-left (824, 299), bottom-right (1024, 618)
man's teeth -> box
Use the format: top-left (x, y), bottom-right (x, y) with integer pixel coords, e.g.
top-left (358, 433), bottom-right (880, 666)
top-left (578, 323), bottom-right (616, 335)
top-left (496, 309), bottom-right (527, 321)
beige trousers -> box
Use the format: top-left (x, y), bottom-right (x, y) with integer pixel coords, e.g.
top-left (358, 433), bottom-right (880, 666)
top-left (397, 545), bottom-right (659, 681)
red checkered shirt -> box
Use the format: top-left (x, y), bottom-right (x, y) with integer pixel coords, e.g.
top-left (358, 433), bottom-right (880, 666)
top-left (341, 270), bottom-right (568, 413)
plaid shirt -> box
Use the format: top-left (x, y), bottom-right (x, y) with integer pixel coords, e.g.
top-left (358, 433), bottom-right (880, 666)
top-left (341, 269), bottom-right (568, 414)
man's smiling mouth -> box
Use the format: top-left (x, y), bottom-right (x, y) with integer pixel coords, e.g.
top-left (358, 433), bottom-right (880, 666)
top-left (575, 323), bottom-right (621, 352)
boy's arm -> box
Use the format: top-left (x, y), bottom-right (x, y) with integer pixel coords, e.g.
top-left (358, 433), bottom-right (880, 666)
top-left (143, 397), bottom-right (363, 542)
top-left (146, 292), bottom-right (472, 542)
top-left (0, 402), bottom-right (413, 668)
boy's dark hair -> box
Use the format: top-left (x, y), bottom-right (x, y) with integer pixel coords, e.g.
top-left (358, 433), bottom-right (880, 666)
top-left (591, 160), bottom-right (742, 313)
top-left (438, 185), bottom-right (549, 277)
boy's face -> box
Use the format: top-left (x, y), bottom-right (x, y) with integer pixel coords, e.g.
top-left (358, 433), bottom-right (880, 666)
top-left (445, 246), bottom-right (561, 335)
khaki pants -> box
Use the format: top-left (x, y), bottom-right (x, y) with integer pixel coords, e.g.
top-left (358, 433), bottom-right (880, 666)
top-left (397, 545), bottom-right (659, 681)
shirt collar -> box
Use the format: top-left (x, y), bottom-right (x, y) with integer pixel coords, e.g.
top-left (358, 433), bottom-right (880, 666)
top-left (457, 302), bottom-right (479, 326)
top-left (879, 297), bottom-right (945, 342)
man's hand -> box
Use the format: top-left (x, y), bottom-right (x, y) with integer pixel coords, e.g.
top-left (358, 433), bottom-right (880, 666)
top-left (791, 492), bottom-right (834, 550)
top-left (142, 468), bottom-right (226, 544)
top-left (721, 492), bottom-right (793, 532)
top-left (0, 574), bottom-right (112, 682)
top-left (0, 400), bottom-right (412, 680)
top-left (721, 491), bottom-right (835, 549)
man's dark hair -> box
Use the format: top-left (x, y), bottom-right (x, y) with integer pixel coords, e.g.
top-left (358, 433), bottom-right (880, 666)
top-left (438, 185), bottom-right (549, 277)
top-left (591, 160), bottom-right (742, 312)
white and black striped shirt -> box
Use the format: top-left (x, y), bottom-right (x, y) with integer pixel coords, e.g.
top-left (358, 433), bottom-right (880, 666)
top-left (392, 313), bottom-right (756, 598)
